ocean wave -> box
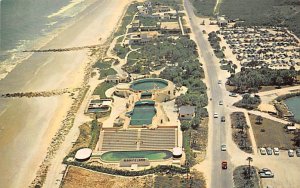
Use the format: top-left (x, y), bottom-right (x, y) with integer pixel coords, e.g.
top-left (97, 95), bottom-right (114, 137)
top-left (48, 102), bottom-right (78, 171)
top-left (47, 0), bottom-right (86, 18)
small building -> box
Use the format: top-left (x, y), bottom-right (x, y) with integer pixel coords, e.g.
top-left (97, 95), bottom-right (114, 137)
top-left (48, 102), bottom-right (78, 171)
top-left (178, 105), bottom-right (195, 120)
top-left (172, 147), bottom-right (183, 158)
top-left (128, 31), bottom-right (159, 45)
top-left (131, 20), bottom-right (140, 31)
top-left (106, 74), bottom-right (128, 83)
top-left (75, 148), bottom-right (92, 162)
top-left (157, 6), bottom-right (171, 12)
top-left (217, 16), bottom-right (228, 27)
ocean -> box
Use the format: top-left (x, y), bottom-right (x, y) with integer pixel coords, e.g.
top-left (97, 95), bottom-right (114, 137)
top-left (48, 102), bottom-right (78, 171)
top-left (0, 0), bottom-right (95, 79)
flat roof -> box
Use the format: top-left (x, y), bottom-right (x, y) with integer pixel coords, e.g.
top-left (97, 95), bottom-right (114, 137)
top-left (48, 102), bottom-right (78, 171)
top-left (179, 106), bottom-right (195, 115)
top-left (75, 148), bottom-right (92, 160)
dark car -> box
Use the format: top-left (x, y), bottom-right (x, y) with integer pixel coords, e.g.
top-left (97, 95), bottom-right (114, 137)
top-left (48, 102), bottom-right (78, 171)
top-left (296, 148), bottom-right (300, 157)
top-left (221, 116), bottom-right (225, 122)
top-left (266, 147), bottom-right (272, 155)
top-left (222, 161), bottom-right (227, 169)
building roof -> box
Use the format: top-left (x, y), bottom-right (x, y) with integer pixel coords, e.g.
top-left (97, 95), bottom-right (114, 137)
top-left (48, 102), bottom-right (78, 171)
top-left (102, 100), bottom-right (112, 106)
top-left (173, 147), bottom-right (183, 156)
top-left (75, 148), bottom-right (92, 160)
top-left (160, 22), bottom-right (180, 30)
top-left (179, 106), bottom-right (195, 115)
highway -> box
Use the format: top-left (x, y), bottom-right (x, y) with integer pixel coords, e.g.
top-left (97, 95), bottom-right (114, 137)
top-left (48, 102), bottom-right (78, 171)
top-left (184, 0), bottom-right (234, 187)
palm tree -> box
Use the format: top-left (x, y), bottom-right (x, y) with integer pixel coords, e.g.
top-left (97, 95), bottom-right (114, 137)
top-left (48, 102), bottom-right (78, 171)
top-left (255, 115), bottom-right (263, 124)
top-left (246, 156), bottom-right (253, 179)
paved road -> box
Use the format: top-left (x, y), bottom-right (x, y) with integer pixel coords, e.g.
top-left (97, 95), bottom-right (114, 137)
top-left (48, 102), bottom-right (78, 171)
top-left (184, 1), bottom-right (233, 187)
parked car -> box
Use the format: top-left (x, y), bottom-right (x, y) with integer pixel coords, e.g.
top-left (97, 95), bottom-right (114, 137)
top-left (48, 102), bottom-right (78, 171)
top-left (288, 149), bottom-right (294, 157)
top-left (218, 80), bottom-right (222, 84)
top-left (214, 113), bottom-right (218, 118)
top-left (219, 100), bottom-right (223, 105)
top-left (222, 161), bottom-right (227, 169)
top-left (295, 148), bottom-right (300, 157)
top-left (221, 116), bottom-right (225, 122)
top-left (266, 147), bottom-right (273, 155)
top-left (258, 168), bottom-right (271, 174)
top-left (221, 144), bottom-right (227, 151)
top-left (229, 93), bottom-right (238, 97)
top-left (260, 147), bottom-right (267, 155)
top-left (273, 147), bottom-right (279, 155)
top-left (259, 171), bottom-right (274, 178)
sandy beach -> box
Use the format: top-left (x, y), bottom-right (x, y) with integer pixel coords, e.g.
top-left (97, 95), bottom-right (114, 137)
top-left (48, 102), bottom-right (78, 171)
top-left (0, 0), bottom-right (133, 187)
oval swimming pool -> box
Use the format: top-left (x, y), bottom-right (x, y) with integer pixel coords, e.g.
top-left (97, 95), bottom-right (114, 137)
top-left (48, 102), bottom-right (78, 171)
top-left (101, 150), bottom-right (173, 162)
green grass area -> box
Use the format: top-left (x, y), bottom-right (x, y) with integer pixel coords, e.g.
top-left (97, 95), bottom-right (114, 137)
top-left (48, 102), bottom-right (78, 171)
top-left (99, 68), bottom-right (117, 79)
top-left (113, 44), bottom-right (130, 59)
top-left (101, 150), bottom-right (173, 162)
top-left (93, 59), bottom-right (113, 69)
top-left (93, 82), bottom-right (116, 98)
top-left (190, 0), bottom-right (216, 17)
top-left (139, 16), bottom-right (159, 26)
top-left (249, 114), bottom-right (295, 149)
top-left (128, 51), bottom-right (142, 59)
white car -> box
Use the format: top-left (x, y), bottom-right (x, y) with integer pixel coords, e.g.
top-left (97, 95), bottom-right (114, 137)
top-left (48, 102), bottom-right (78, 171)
top-left (221, 144), bottom-right (227, 151)
top-left (288, 149), bottom-right (294, 157)
top-left (213, 113), bottom-right (218, 118)
top-left (260, 147), bottom-right (267, 155)
top-left (218, 80), bottom-right (222, 84)
top-left (273, 147), bottom-right (279, 155)
top-left (219, 101), bottom-right (223, 105)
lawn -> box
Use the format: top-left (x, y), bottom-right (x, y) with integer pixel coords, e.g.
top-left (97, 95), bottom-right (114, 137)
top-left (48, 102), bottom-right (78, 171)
top-left (93, 82), bottom-right (116, 98)
top-left (99, 68), bottom-right (117, 79)
top-left (249, 114), bottom-right (294, 149)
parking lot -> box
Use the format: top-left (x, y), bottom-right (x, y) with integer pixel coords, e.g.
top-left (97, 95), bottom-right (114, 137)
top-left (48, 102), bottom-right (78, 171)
top-left (253, 150), bottom-right (300, 188)
top-left (219, 26), bottom-right (300, 70)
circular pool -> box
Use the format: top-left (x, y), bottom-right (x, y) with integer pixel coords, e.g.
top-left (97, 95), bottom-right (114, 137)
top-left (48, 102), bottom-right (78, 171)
top-left (100, 150), bottom-right (173, 162)
top-left (130, 78), bottom-right (168, 91)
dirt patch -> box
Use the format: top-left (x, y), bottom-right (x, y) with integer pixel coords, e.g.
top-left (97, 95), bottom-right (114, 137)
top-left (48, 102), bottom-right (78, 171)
top-left (231, 112), bottom-right (253, 153)
top-left (154, 170), bottom-right (206, 188)
top-left (191, 117), bottom-right (208, 162)
top-left (233, 165), bottom-right (260, 188)
top-left (61, 166), bottom-right (153, 188)
top-left (249, 114), bottom-right (294, 149)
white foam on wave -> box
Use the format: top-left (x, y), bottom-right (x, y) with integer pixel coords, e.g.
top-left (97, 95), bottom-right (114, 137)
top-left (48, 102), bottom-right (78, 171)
top-left (47, 0), bottom-right (85, 18)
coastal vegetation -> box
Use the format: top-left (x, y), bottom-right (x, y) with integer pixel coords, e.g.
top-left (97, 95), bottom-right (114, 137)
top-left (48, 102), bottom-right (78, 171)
top-left (208, 31), bottom-right (225, 59)
top-left (219, 0), bottom-right (300, 37)
top-left (62, 161), bottom-right (189, 176)
top-left (233, 165), bottom-right (260, 188)
top-left (228, 67), bottom-right (298, 93)
top-left (234, 94), bottom-right (261, 110)
top-left (231, 112), bottom-right (253, 153)
top-left (154, 170), bottom-right (206, 188)
top-left (275, 91), bottom-right (300, 102)
top-left (190, 0), bottom-right (216, 17)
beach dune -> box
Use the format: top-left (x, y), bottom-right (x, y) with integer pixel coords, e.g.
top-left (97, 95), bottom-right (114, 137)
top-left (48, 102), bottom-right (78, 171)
top-left (0, 0), bottom-right (133, 187)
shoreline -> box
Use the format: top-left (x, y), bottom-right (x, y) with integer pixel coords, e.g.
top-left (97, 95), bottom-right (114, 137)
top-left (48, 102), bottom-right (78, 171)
top-left (0, 0), bottom-right (134, 187)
